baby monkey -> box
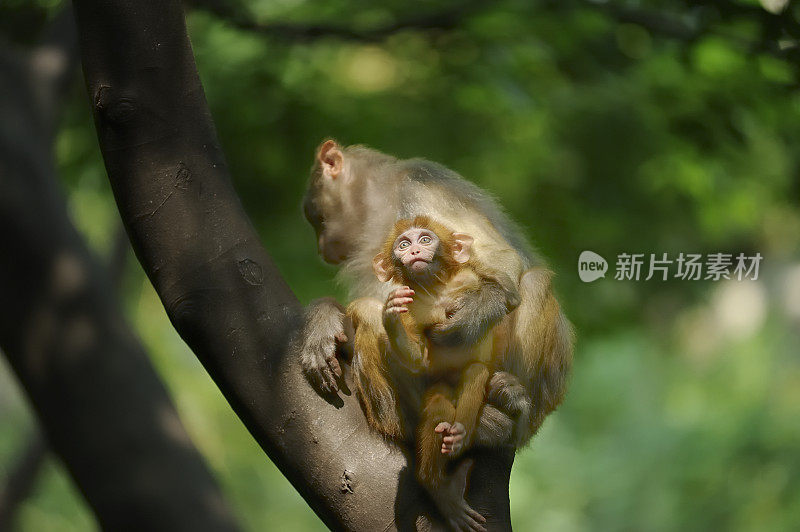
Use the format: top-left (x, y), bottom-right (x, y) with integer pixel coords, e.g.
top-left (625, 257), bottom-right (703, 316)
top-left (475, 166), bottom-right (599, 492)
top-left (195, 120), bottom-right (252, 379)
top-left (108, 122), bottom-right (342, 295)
top-left (371, 215), bottom-right (502, 529)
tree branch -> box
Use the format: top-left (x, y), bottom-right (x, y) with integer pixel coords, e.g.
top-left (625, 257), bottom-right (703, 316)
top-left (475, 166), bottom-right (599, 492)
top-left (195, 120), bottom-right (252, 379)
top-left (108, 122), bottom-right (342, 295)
top-left (71, 0), bottom-right (513, 529)
top-left (188, 0), bottom-right (487, 42)
top-left (191, 0), bottom-right (798, 67)
top-left (569, 0), bottom-right (800, 63)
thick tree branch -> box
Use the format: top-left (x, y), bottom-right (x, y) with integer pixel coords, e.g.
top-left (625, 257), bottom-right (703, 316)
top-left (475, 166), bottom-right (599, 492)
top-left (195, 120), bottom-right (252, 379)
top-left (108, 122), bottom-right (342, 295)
top-left (71, 0), bottom-right (513, 529)
top-left (0, 11), bottom-right (239, 531)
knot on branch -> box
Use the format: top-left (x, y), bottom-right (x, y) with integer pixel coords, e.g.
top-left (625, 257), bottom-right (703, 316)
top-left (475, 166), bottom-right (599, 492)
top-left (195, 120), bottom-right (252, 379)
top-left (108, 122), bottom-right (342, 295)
top-left (237, 258), bottom-right (263, 286)
top-left (94, 85), bottom-right (138, 125)
top-left (165, 289), bottom-right (215, 342)
top-left (340, 469), bottom-right (355, 494)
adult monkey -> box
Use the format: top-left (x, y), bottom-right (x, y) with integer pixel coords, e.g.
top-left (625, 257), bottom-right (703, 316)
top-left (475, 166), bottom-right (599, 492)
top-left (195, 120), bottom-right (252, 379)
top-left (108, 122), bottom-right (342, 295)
top-left (298, 140), bottom-right (573, 448)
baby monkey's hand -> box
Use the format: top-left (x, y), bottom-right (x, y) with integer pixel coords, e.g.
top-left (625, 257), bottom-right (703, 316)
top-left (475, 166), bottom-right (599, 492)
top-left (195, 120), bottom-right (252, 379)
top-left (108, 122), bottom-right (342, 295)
top-left (384, 286), bottom-right (414, 316)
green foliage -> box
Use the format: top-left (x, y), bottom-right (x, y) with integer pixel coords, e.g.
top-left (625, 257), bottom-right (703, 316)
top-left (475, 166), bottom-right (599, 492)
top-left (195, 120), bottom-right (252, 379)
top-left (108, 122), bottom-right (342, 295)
top-left (3, 0), bottom-right (800, 530)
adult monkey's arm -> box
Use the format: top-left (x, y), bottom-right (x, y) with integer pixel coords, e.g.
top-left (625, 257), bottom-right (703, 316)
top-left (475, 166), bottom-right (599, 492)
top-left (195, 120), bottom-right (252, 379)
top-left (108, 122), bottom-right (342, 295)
top-left (72, 1), bottom-right (513, 529)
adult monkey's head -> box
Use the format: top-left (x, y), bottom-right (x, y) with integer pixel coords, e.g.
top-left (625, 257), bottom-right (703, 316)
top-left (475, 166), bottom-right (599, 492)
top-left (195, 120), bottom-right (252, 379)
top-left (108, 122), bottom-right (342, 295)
top-left (303, 139), bottom-right (396, 264)
top-left (372, 216), bottom-right (473, 288)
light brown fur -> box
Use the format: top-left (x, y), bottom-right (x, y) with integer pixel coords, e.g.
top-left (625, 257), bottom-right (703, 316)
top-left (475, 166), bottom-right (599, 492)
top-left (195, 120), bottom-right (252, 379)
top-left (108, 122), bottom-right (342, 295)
top-left (301, 140), bottom-right (574, 450)
top-left (355, 217), bottom-right (497, 491)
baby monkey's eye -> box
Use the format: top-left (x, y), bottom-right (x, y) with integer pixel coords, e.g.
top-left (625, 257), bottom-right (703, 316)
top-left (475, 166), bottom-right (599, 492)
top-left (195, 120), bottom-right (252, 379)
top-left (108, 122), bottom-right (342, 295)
top-left (419, 236), bottom-right (432, 244)
top-left (398, 240), bottom-right (410, 250)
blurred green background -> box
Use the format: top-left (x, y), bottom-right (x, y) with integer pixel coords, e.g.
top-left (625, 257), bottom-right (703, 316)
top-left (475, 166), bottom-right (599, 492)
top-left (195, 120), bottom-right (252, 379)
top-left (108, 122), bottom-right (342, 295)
top-left (2, 0), bottom-right (800, 530)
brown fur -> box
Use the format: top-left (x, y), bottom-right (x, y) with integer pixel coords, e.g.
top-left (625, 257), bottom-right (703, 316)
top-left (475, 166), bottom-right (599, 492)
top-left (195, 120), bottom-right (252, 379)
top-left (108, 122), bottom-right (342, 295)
top-left (301, 140), bottom-right (574, 451)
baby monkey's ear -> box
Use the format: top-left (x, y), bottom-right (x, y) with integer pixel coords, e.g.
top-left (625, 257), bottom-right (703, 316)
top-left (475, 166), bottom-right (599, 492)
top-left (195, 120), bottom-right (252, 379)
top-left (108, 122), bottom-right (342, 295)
top-left (372, 253), bottom-right (394, 282)
top-left (451, 233), bottom-right (474, 264)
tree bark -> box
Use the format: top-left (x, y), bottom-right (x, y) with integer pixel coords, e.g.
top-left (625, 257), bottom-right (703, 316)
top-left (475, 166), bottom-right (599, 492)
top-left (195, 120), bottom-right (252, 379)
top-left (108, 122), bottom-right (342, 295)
top-left (71, 0), bottom-right (513, 530)
top-left (0, 10), bottom-right (238, 532)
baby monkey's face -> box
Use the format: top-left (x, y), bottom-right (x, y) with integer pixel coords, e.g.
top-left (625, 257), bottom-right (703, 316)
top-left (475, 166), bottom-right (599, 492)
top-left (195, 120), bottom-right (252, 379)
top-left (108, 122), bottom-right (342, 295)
top-left (393, 227), bottom-right (440, 276)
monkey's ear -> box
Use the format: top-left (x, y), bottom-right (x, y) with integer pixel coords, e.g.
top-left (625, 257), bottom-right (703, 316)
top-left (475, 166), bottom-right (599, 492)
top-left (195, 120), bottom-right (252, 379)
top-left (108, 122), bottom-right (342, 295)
top-left (317, 139), bottom-right (343, 179)
top-left (451, 233), bottom-right (474, 264)
top-left (372, 253), bottom-right (393, 282)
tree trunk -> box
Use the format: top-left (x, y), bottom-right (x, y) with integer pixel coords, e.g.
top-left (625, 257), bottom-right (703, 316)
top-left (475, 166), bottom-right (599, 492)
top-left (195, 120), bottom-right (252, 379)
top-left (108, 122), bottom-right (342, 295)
top-left (0, 10), bottom-right (238, 531)
top-left (0, 432), bottom-right (47, 530)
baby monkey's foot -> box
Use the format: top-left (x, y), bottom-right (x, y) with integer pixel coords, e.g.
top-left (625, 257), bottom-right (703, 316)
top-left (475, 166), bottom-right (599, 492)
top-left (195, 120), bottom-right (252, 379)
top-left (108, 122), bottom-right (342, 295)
top-left (435, 421), bottom-right (466, 456)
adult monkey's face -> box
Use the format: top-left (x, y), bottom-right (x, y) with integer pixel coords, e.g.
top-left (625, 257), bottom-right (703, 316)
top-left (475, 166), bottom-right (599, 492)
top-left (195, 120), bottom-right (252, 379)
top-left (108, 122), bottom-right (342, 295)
top-left (302, 140), bottom-right (356, 264)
